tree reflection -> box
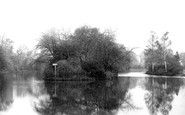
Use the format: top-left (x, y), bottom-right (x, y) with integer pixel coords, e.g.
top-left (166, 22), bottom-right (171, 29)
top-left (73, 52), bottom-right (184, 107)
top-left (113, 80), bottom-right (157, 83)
top-left (0, 73), bottom-right (13, 111)
top-left (144, 77), bottom-right (184, 115)
top-left (35, 77), bottom-right (136, 115)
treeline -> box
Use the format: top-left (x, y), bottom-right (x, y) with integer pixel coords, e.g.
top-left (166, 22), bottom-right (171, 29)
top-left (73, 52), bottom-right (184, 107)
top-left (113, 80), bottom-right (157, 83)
top-left (36, 26), bottom-right (132, 79)
top-left (3, 26), bottom-right (185, 78)
top-left (0, 36), bottom-right (36, 73)
top-left (144, 31), bottom-right (183, 76)
top-left (0, 26), bottom-right (133, 80)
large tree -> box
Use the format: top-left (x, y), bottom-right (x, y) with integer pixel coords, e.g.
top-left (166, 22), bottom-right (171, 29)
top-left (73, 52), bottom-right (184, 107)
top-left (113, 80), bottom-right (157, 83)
top-left (71, 26), bottom-right (131, 74)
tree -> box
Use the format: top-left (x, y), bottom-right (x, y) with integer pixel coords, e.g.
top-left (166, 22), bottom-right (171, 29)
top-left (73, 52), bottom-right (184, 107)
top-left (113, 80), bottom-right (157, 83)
top-left (180, 52), bottom-right (185, 69)
top-left (160, 32), bottom-right (171, 73)
top-left (12, 46), bottom-right (35, 70)
top-left (36, 29), bottom-right (77, 63)
top-left (36, 30), bottom-right (61, 60)
top-left (144, 32), bottom-right (182, 75)
top-left (0, 35), bottom-right (14, 71)
top-left (144, 31), bottom-right (158, 72)
top-left (71, 26), bottom-right (131, 77)
top-left (0, 46), bottom-right (6, 71)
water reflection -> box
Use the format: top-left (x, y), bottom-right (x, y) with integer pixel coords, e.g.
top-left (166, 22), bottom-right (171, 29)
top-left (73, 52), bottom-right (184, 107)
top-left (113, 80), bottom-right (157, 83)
top-left (35, 78), bottom-right (136, 115)
top-left (0, 73), bottom-right (13, 111)
top-left (144, 77), bottom-right (184, 115)
top-left (0, 73), bottom-right (47, 115)
top-left (0, 73), bottom-right (185, 115)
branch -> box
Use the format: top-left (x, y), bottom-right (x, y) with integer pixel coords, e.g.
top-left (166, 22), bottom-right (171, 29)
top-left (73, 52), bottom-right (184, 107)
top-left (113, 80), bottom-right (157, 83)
top-left (110, 47), bottom-right (138, 66)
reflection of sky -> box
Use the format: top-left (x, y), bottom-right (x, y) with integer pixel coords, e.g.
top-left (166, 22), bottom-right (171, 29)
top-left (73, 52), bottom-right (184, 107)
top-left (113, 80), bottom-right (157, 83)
top-left (117, 85), bottom-right (149, 115)
top-left (119, 72), bottom-right (149, 77)
top-left (119, 72), bottom-right (185, 79)
top-left (1, 94), bottom-right (49, 115)
top-left (0, 78), bottom-right (48, 115)
top-left (170, 88), bottom-right (185, 115)
top-left (1, 97), bottom-right (39, 115)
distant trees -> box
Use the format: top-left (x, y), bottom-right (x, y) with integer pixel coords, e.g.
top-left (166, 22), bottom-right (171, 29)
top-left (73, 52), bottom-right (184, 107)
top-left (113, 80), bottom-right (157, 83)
top-left (0, 36), bottom-right (14, 71)
top-left (144, 32), bottom-right (183, 76)
top-left (0, 46), bottom-right (6, 71)
top-left (36, 26), bottom-right (132, 79)
top-left (0, 34), bottom-right (36, 72)
top-left (180, 52), bottom-right (185, 69)
top-left (12, 46), bottom-right (35, 71)
top-left (129, 51), bottom-right (145, 71)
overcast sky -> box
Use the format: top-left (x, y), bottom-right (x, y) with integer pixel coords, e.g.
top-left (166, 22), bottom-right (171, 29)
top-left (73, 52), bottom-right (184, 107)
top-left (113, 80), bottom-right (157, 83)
top-left (0, 0), bottom-right (185, 54)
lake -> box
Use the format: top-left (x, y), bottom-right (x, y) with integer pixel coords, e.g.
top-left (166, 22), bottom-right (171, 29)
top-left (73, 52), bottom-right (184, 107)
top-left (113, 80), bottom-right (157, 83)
top-left (0, 72), bottom-right (185, 115)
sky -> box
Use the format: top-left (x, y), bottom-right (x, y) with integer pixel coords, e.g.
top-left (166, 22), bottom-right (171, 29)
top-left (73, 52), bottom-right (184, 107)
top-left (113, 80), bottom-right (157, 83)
top-left (0, 0), bottom-right (185, 54)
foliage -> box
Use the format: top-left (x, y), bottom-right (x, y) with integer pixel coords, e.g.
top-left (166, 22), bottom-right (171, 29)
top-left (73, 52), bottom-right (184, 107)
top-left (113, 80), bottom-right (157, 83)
top-left (12, 46), bottom-right (35, 71)
top-left (0, 46), bottom-right (6, 71)
top-left (71, 26), bottom-right (131, 78)
top-left (36, 26), bottom-right (132, 79)
top-left (144, 32), bottom-right (183, 76)
top-left (130, 51), bottom-right (145, 70)
top-left (0, 36), bottom-right (14, 71)
top-left (0, 34), bottom-right (37, 72)
top-left (180, 52), bottom-right (185, 69)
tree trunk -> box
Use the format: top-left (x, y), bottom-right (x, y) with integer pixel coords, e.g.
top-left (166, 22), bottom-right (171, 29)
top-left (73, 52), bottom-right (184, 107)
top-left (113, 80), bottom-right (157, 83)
top-left (164, 60), bottom-right (167, 73)
top-left (152, 63), bottom-right (154, 72)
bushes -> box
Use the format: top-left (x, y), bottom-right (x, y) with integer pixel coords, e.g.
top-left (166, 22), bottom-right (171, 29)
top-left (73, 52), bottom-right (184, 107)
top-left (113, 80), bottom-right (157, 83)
top-left (44, 59), bottom-right (83, 78)
top-left (43, 64), bottom-right (54, 78)
top-left (146, 64), bottom-right (183, 76)
top-left (57, 60), bottom-right (82, 77)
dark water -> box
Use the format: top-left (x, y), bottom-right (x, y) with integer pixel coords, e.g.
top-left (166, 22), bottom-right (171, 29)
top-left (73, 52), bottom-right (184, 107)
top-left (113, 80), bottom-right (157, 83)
top-left (0, 73), bottom-right (185, 115)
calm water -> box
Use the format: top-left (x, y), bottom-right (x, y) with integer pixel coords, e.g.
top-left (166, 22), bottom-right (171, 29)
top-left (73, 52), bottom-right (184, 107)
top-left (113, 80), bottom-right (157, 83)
top-left (0, 72), bottom-right (185, 115)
